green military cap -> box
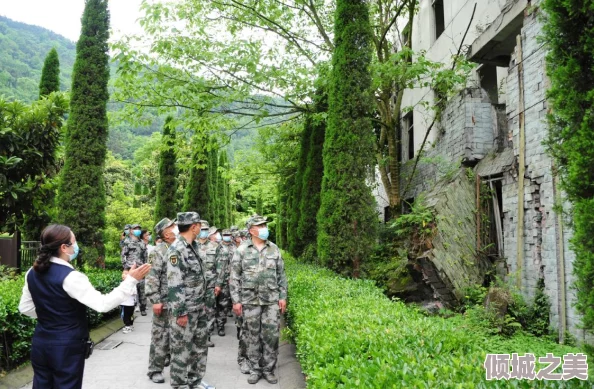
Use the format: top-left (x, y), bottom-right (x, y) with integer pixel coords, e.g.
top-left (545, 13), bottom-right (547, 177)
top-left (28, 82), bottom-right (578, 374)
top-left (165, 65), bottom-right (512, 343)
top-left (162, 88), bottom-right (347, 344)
top-left (207, 226), bottom-right (220, 237)
top-left (175, 212), bottom-right (201, 226)
top-left (154, 218), bottom-right (174, 235)
top-left (232, 231), bottom-right (240, 238)
top-left (230, 225), bottom-right (239, 232)
top-left (199, 220), bottom-right (210, 229)
top-left (240, 229), bottom-right (248, 237)
top-left (246, 215), bottom-right (267, 230)
top-left (222, 229), bottom-right (232, 235)
top-left (131, 223), bottom-right (141, 229)
top-left (124, 224), bottom-right (132, 230)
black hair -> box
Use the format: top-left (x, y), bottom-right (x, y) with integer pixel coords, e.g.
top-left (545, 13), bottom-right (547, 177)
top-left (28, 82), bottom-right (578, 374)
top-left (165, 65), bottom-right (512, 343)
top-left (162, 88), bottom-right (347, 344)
top-left (178, 224), bottom-right (192, 233)
top-left (35, 224), bottom-right (72, 273)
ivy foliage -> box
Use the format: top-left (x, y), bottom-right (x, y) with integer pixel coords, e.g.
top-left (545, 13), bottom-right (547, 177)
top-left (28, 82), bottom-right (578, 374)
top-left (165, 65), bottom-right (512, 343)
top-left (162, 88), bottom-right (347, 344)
top-left (56, 0), bottom-right (110, 265)
top-left (542, 0), bottom-right (594, 332)
top-left (317, 0), bottom-right (378, 277)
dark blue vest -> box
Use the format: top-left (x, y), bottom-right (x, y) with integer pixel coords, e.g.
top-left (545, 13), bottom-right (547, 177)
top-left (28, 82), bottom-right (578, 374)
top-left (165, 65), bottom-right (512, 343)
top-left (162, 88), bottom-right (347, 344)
top-left (27, 262), bottom-right (88, 341)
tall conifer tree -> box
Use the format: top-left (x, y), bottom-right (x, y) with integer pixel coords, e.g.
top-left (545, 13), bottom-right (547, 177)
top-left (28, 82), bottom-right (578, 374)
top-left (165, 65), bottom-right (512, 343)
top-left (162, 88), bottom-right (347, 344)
top-left (208, 147), bottom-right (219, 225)
top-left (183, 140), bottom-right (209, 215)
top-left (154, 117), bottom-right (177, 224)
top-left (39, 48), bottom-right (60, 98)
top-left (297, 91), bottom-right (327, 257)
top-left (317, 0), bottom-right (377, 277)
top-left (56, 0), bottom-right (110, 264)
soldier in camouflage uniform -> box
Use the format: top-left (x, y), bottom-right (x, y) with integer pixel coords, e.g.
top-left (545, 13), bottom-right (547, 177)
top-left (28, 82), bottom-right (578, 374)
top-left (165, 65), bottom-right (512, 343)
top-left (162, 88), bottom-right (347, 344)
top-left (230, 215), bottom-right (288, 385)
top-left (145, 218), bottom-right (177, 384)
top-left (120, 224), bottom-right (132, 248)
top-left (220, 229), bottom-right (235, 320)
top-left (212, 229), bottom-right (231, 336)
top-left (166, 212), bottom-right (211, 389)
top-left (195, 221), bottom-right (215, 347)
top-left (199, 226), bottom-right (227, 340)
top-left (122, 223), bottom-right (148, 315)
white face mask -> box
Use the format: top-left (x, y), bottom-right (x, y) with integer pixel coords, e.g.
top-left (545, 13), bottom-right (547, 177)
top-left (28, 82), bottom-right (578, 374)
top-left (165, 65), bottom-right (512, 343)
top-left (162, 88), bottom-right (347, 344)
top-left (171, 226), bottom-right (179, 235)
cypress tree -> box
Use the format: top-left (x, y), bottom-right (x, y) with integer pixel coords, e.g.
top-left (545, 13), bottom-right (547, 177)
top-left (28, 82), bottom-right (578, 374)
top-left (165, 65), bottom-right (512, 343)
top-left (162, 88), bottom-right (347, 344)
top-left (183, 140), bottom-right (209, 215)
top-left (56, 0), bottom-right (110, 265)
top-left (288, 119), bottom-right (314, 256)
top-left (208, 147), bottom-right (219, 225)
top-left (317, 0), bottom-right (377, 277)
top-left (256, 196), bottom-right (263, 216)
top-left (154, 116), bottom-right (177, 224)
top-left (39, 48), bottom-right (60, 98)
top-left (542, 0), bottom-right (594, 332)
top-left (279, 175), bottom-right (294, 250)
top-left (297, 91), bottom-right (327, 257)
top-left (218, 152), bottom-right (229, 227)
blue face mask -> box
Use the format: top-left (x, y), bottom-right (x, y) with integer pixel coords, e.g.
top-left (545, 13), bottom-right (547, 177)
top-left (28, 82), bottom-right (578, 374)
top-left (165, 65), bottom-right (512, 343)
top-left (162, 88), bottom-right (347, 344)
top-left (133, 229), bottom-right (141, 237)
top-left (223, 236), bottom-right (231, 242)
top-left (258, 227), bottom-right (269, 241)
top-left (199, 230), bottom-right (209, 239)
top-left (69, 242), bottom-right (79, 261)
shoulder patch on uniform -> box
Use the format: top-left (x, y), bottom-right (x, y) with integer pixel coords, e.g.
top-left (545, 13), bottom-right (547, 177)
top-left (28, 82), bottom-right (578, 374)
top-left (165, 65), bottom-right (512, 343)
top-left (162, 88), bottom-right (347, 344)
top-left (170, 255), bottom-right (178, 265)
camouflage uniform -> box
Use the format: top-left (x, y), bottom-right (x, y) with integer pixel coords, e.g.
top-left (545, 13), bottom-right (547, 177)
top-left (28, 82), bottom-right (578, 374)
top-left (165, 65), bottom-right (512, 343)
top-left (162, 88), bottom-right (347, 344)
top-left (230, 216), bottom-right (288, 378)
top-left (120, 224), bottom-right (131, 248)
top-left (145, 218), bottom-right (174, 380)
top-left (198, 227), bottom-right (227, 335)
top-left (167, 212), bottom-right (208, 388)
top-left (121, 224), bottom-right (147, 312)
top-left (215, 239), bottom-right (232, 330)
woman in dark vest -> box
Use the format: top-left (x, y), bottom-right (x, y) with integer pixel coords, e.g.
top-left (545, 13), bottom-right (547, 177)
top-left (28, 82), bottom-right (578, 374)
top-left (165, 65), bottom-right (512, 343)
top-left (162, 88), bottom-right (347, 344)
top-left (18, 224), bottom-right (151, 389)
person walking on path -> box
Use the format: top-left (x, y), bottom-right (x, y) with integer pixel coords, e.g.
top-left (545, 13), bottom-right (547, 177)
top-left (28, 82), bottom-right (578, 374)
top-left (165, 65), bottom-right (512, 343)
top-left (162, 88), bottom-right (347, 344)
top-left (230, 215), bottom-right (288, 385)
top-left (166, 212), bottom-right (211, 389)
top-left (19, 224), bottom-right (151, 389)
top-left (122, 223), bottom-right (148, 316)
top-left (145, 217), bottom-right (177, 384)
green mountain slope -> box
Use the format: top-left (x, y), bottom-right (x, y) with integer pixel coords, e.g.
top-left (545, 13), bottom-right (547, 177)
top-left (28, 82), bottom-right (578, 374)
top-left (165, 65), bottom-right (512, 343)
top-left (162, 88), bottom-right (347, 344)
top-left (0, 15), bottom-right (76, 102)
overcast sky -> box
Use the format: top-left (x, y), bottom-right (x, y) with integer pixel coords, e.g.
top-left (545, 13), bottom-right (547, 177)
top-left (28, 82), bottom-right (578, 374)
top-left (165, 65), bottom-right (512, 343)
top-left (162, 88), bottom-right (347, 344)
top-left (1, 0), bottom-right (144, 42)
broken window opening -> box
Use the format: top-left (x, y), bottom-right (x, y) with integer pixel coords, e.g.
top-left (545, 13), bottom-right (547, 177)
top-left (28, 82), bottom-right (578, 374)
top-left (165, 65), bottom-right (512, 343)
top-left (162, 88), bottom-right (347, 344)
top-left (433, 0), bottom-right (445, 42)
top-left (402, 197), bottom-right (415, 215)
top-left (404, 111), bottom-right (414, 161)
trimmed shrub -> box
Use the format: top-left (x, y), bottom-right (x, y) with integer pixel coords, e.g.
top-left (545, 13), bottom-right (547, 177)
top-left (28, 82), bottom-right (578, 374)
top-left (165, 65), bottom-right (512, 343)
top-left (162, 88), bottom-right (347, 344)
top-left (285, 255), bottom-right (592, 388)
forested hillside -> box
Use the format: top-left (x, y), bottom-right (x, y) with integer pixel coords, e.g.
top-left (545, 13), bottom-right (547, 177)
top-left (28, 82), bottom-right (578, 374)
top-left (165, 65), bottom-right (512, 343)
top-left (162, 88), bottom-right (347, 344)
top-left (0, 16), bottom-right (76, 101)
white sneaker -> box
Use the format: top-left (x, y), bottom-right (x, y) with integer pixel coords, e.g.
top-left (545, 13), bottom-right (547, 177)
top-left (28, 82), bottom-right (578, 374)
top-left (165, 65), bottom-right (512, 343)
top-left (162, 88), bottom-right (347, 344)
top-left (135, 306), bottom-right (140, 312)
top-left (122, 326), bottom-right (133, 334)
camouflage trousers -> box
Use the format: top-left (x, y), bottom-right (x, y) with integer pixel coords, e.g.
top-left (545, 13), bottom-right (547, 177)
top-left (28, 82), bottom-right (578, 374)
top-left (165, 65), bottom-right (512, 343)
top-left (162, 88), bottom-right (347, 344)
top-left (169, 308), bottom-right (208, 387)
top-left (236, 313), bottom-right (247, 365)
top-left (243, 304), bottom-right (280, 375)
top-left (215, 286), bottom-right (230, 328)
top-left (147, 309), bottom-right (170, 375)
top-left (205, 288), bottom-right (216, 334)
top-left (136, 280), bottom-right (147, 311)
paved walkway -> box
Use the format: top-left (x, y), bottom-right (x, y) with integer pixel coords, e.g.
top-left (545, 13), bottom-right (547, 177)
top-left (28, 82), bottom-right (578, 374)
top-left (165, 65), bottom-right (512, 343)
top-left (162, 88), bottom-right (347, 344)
top-left (20, 311), bottom-right (305, 389)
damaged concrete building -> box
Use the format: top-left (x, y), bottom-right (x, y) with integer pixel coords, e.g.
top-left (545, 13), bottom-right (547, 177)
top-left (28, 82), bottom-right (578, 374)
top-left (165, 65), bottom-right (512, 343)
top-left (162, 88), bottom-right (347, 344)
top-left (375, 0), bottom-right (589, 343)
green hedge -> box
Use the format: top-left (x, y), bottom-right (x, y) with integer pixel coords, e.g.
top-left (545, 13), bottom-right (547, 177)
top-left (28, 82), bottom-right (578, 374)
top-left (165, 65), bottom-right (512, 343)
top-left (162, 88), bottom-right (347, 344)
top-left (285, 257), bottom-right (592, 388)
top-left (0, 268), bottom-right (122, 372)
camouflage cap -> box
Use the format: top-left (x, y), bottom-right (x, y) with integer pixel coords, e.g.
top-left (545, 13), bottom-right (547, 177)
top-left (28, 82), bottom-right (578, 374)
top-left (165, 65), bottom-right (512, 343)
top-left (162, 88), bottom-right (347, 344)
top-left (199, 220), bottom-right (210, 229)
top-left (222, 229), bottom-right (232, 235)
top-left (124, 224), bottom-right (132, 230)
top-left (232, 231), bottom-right (240, 238)
top-left (154, 218), bottom-right (174, 235)
top-left (207, 226), bottom-right (220, 237)
top-left (175, 211), bottom-right (201, 226)
top-left (230, 225), bottom-right (239, 232)
top-left (246, 215), bottom-right (267, 230)
top-left (240, 229), bottom-right (249, 237)
top-left (131, 223), bottom-right (141, 229)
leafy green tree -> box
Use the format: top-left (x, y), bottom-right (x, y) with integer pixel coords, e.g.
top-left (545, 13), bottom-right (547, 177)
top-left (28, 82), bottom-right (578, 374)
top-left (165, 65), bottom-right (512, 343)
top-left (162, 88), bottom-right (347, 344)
top-left (183, 139), bottom-right (209, 216)
top-left (39, 48), bottom-right (60, 98)
top-left (542, 0), bottom-right (594, 332)
top-left (317, 0), bottom-right (378, 277)
top-left (56, 0), bottom-right (110, 265)
top-left (208, 147), bottom-right (219, 224)
top-left (297, 91), bottom-right (327, 257)
top-left (288, 117), bottom-right (314, 256)
top-left (0, 94), bottom-right (68, 233)
top-left (154, 116), bottom-right (177, 224)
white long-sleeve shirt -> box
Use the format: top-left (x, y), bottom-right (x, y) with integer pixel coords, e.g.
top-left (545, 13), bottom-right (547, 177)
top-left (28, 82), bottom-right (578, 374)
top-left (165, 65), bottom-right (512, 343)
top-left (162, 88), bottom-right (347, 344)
top-left (19, 257), bottom-right (139, 318)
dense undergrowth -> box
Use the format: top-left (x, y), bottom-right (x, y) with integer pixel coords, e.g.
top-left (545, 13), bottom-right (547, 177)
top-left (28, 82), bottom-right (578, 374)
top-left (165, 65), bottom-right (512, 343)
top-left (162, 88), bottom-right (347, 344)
top-left (285, 255), bottom-right (592, 388)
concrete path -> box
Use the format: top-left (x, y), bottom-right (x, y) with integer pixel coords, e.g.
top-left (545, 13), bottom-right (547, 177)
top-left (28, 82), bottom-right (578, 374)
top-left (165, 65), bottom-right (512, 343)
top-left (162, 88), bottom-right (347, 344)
top-left (20, 311), bottom-right (305, 389)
